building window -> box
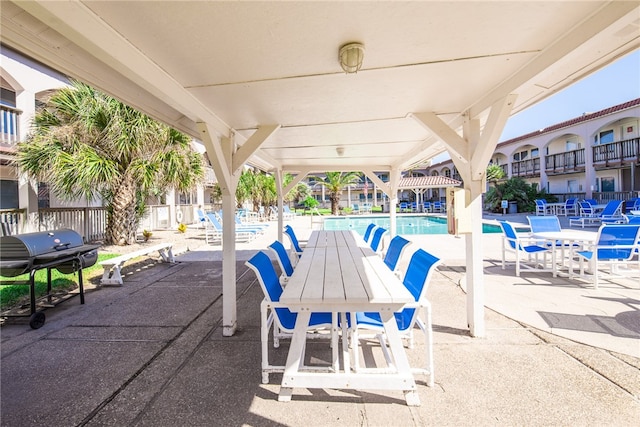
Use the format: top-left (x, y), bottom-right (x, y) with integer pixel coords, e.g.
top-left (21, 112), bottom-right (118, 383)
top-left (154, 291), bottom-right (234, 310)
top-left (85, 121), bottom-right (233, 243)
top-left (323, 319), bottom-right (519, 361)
top-left (531, 148), bottom-right (539, 158)
top-left (595, 129), bottom-right (614, 144)
top-left (38, 182), bottom-right (50, 209)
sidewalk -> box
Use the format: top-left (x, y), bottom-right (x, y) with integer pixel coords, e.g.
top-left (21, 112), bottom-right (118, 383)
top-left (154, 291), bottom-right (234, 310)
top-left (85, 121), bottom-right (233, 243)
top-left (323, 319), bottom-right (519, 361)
top-left (1, 214), bottom-right (638, 426)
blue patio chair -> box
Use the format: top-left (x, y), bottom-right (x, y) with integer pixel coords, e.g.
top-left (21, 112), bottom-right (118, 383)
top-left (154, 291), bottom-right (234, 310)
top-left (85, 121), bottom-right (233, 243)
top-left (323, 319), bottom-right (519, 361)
top-left (534, 199), bottom-right (550, 216)
top-left (362, 223), bottom-right (377, 243)
top-left (352, 249), bottom-right (442, 387)
top-left (527, 215), bottom-right (578, 250)
top-left (383, 235), bottom-right (412, 277)
top-left (196, 208), bottom-right (207, 229)
top-left (410, 201), bottom-right (417, 212)
top-left (268, 240), bottom-right (295, 286)
top-left (423, 201), bottom-right (432, 213)
top-left (624, 198), bottom-right (639, 214)
top-left (575, 224), bottom-right (640, 289)
top-left (284, 225), bottom-right (304, 259)
top-left (369, 226), bottom-right (388, 253)
top-left (399, 202), bottom-right (409, 212)
top-left (433, 201), bottom-right (444, 213)
top-left (498, 220), bottom-right (552, 276)
top-left (569, 201), bottom-right (597, 228)
top-left (584, 199), bottom-right (598, 207)
top-left (245, 251), bottom-right (333, 383)
top-left (561, 198), bottom-right (577, 216)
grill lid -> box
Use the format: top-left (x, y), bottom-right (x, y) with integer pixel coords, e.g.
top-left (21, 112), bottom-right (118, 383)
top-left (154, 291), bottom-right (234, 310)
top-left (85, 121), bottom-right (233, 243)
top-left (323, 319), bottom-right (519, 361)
top-left (0, 229), bottom-right (85, 260)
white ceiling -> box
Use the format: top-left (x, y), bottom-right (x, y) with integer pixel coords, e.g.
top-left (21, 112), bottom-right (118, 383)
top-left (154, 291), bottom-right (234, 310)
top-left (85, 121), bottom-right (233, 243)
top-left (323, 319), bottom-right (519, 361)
top-left (2, 1), bottom-right (639, 174)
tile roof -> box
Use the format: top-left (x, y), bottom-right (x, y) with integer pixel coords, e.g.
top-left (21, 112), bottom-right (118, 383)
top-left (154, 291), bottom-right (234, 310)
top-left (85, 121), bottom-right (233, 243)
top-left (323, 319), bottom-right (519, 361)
top-left (496, 98), bottom-right (640, 149)
top-left (398, 175), bottom-right (461, 189)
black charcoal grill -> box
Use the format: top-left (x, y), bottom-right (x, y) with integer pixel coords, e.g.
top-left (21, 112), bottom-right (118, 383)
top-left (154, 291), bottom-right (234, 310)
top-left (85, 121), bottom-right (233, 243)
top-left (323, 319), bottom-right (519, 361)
top-left (0, 229), bottom-right (99, 329)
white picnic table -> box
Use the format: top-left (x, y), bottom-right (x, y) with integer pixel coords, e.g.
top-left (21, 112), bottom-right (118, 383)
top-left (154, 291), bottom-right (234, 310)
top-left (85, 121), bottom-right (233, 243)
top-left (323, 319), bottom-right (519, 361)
top-left (279, 230), bottom-right (420, 406)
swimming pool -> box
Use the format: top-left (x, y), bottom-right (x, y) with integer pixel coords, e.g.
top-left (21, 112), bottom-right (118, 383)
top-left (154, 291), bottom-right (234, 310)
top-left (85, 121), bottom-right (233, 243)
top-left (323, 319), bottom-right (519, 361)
top-left (322, 215), bottom-right (502, 236)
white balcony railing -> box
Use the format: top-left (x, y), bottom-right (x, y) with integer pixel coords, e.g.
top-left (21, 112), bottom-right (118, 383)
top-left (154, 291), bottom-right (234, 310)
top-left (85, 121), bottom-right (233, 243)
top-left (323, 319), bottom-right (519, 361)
top-left (1, 105), bottom-right (21, 146)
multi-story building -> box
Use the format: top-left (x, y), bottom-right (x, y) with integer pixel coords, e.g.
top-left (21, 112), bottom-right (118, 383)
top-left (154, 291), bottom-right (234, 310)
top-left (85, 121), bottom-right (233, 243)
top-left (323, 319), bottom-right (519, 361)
top-left (424, 99), bottom-right (640, 203)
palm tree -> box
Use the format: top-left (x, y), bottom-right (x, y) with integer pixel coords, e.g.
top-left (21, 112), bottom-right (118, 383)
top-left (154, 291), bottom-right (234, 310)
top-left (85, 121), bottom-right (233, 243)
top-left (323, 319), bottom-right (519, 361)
top-left (16, 80), bottom-right (204, 245)
top-left (310, 171), bottom-right (361, 215)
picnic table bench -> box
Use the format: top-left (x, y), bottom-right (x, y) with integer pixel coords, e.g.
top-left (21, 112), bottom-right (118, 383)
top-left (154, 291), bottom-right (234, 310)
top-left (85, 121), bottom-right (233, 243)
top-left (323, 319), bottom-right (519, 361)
top-left (99, 242), bottom-right (175, 286)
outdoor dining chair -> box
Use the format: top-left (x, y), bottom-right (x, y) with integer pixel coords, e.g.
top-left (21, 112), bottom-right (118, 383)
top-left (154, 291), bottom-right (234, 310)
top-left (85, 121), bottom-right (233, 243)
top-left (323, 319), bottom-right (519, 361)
top-left (284, 225), bottom-right (304, 260)
top-left (575, 224), bottom-right (640, 289)
top-left (369, 226), bottom-right (388, 253)
top-left (362, 223), bottom-right (377, 244)
top-left (433, 201), bottom-right (444, 213)
top-left (351, 248), bottom-right (441, 387)
top-left (423, 201), bottom-right (432, 213)
top-left (534, 199), bottom-right (550, 216)
top-left (245, 251), bottom-right (333, 383)
top-left (382, 235), bottom-right (412, 277)
top-left (561, 198), bottom-right (577, 216)
top-left (498, 220), bottom-right (552, 276)
top-left (268, 240), bottom-right (295, 286)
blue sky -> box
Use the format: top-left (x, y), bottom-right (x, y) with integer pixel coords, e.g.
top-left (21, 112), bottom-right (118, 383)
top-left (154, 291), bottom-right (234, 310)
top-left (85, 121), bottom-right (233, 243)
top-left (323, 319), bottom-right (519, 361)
top-left (432, 50), bottom-right (639, 163)
top-left (500, 50), bottom-right (640, 141)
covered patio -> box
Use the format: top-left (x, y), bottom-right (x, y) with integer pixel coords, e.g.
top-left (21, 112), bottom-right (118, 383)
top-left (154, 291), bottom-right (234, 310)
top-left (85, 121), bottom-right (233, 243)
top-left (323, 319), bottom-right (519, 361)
top-left (2, 1), bottom-right (638, 340)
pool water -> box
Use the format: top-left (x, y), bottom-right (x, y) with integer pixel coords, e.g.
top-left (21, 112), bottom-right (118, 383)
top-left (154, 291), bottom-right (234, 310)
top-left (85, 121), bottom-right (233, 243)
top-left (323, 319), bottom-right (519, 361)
top-left (322, 215), bottom-right (502, 236)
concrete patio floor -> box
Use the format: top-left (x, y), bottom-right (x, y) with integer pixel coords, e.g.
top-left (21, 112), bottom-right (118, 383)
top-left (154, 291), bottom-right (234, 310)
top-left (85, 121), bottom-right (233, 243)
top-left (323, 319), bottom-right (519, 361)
top-left (1, 213), bottom-right (639, 426)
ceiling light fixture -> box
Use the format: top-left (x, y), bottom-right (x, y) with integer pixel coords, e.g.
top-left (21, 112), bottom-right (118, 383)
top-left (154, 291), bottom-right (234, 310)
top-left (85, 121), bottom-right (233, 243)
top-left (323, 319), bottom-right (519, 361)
top-left (339, 42), bottom-right (365, 74)
top-left (336, 146), bottom-right (345, 156)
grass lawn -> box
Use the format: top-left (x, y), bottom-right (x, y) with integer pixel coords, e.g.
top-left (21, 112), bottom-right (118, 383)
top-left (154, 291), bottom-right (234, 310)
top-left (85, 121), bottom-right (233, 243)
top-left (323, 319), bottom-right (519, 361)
top-left (0, 253), bottom-right (119, 311)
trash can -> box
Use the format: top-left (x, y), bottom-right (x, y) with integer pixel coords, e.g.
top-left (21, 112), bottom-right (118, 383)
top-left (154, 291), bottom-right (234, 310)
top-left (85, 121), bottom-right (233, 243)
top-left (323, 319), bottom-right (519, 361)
top-left (508, 201), bottom-right (518, 214)
top-left (382, 202), bottom-right (389, 213)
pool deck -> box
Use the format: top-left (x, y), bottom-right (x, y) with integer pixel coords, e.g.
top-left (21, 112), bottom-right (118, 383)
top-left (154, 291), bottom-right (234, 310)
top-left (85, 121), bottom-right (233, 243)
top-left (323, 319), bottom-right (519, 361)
top-left (1, 211), bottom-right (638, 425)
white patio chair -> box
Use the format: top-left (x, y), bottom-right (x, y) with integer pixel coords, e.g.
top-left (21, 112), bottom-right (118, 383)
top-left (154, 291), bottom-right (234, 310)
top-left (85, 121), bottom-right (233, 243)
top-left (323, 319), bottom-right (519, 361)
top-left (576, 224), bottom-right (640, 289)
top-left (351, 248), bottom-right (441, 387)
top-left (498, 220), bottom-right (552, 276)
top-left (245, 251), bottom-right (334, 383)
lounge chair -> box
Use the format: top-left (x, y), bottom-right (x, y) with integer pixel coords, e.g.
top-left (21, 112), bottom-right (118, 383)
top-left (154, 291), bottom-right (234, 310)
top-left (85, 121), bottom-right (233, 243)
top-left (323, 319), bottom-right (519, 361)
top-left (575, 224), bottom-right (640, 289)
top-left (352, 248), bottom-right (441, 387)
top-left (205, 213), bottom-right (257, 242)
top-left (245, 251), bottom-right (333, 383)
top-left (570, 200), bottom-right (624, 228)
top-left (282, 205), bottom-right (297, 220)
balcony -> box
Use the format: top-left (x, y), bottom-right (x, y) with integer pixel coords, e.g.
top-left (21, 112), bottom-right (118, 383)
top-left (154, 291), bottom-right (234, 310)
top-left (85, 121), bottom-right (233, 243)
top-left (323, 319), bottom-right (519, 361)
top-left (592, 137), bottom-right (640, 169)
top-left (1, 105), bottom-right (21, 146)
top-left (511, 158), bottom-right (540, 177)
top-left (544, 148), bottom-right (585, 175)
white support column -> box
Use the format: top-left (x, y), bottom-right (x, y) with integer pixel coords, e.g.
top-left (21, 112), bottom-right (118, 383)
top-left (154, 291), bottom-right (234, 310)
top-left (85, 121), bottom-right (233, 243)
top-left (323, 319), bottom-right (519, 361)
top-left (388, 169), bottom-right (401, 237)
top-left (18, 174), bottom-right (38, 232)
top-left (464, 179), bottom-right (485, 337)
top-left (221, 190), bottom-right (237, 336)
top-left (167, 188), bottom-right (176, 228)
top-left (274, 169), bottom-right (284, 241)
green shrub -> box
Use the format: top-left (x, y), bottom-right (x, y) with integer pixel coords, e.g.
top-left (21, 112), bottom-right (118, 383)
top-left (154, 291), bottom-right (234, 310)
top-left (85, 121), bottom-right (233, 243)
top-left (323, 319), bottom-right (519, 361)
top-left (485, 177), bottom-right (557, 213)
